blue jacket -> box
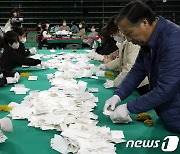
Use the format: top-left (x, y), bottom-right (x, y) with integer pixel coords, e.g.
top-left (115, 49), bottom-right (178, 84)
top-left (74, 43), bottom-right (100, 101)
top-left (114, 16), bottom-right (180, 133)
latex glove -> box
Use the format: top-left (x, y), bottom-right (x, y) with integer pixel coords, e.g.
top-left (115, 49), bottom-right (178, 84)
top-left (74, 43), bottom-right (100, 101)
top-left (110, 104), bottom-right (132, 124)
top-left (103, 95), bottom-right (121, 112)
top-left (93, 52), bottom-right (104, 61)
top-left (6, 77), bottom-right (18, 84)
top-left (104, 80), bottom-right (114, 88)
top-left (99, 64), bottom-right (106, 70)
top-left (0, 117), bottom-right (13, 132)
top-left (29, 47), bottom-right (37, 54)
top-left (14, 72), bottom-right (20, 81)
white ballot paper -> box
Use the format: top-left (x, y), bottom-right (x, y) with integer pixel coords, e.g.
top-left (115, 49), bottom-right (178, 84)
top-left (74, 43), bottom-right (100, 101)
top-left (28, 76), bottom-right (38, 81)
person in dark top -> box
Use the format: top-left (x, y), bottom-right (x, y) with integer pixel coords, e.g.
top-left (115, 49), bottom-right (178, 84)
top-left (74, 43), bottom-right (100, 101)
top-left (0, 68), bottom-right (20, 86)
top-left (0, 36), bottom-right (20, 86)
top-left (95, 16), bottom-right (119, 55)
top-left (1, 31), bottom-right (41, 71)
top-left (13, 27), bottom-right (36, 57)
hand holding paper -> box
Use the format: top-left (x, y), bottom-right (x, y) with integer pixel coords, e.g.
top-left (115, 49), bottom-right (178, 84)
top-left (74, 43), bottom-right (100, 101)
top-left (110, 104), bottom-right (132, 124)
top-left (6, 77), bottom-right (18, 84)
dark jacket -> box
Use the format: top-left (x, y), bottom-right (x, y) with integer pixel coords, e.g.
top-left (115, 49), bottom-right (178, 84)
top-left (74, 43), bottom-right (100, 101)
top-left (96, 37), bottom-right (118, 55)
top-left (1, 46), bottom-right (41, 71)
top-left (15, 42), bottom-right (30, 57)
top-left (114, 16), bottom-right (180, 133)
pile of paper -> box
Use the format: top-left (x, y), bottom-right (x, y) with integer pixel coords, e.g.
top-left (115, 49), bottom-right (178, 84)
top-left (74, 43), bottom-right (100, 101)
top-left (51, 124), bottom-right (125, 154)
top-left (30, 52), bottom-right (103, 78)
top-left (8, 51), bottom-right (125, 153)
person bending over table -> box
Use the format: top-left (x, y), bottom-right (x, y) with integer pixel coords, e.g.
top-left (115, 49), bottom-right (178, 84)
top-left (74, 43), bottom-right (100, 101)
top-left (104, 0), bottom-right (180, 133)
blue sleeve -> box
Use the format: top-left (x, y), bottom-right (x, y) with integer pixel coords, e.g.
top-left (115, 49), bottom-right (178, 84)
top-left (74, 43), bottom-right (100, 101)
top-left (127, 44), bottom-right (180, 113)
top-left (114, 49), bottom-right (147, 100)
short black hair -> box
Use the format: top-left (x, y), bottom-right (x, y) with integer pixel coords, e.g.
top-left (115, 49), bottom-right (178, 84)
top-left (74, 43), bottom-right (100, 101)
top-left (4, 31), bottom-right (19, 45)
top-left (41, 23), bottom-right (47, 30)
top-left (11, 8), bottom-right (20, 17)
top-left (13, 27), bottom-right (26, 36)
top-left (116, 0), bottom-right (156, 25)
top-left (106, 15), bottom-right (119, 35)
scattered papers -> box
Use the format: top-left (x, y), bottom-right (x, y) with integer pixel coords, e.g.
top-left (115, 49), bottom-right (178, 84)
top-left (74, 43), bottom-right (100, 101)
top-left (51, 134), bottom-right (68, 154)
top-left (88, 88), bottom-right (98, 93)
top-left (50, 49), bottom-right (56, 53)
top-left (10, 84), bottom-right (30, 95)
top-left (8, 51), bottom-right (126, 152)
top-left (96, 70), bottom-right (105, 77)
top-left (28, 76), bottom-right (38, 81)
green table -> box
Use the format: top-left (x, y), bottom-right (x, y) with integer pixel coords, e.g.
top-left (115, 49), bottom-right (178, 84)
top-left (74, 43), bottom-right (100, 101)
top-left (47, 37), bottom-right (83, 44)
top-left (0, 49), bottom-right (179, 154)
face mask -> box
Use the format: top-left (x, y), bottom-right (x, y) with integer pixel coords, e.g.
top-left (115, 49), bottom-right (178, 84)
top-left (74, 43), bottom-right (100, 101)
top-left (21, 37), bottom-right (26, 43)
top-left (113, 35), bottom-right (124, 43)
top-left (79, 25), bottom-right (82, 28)
top-left (91, 28), bottom-right (95, 32)
top-left (63, 23), bottom-right (66, 26)
top-left (11, 42), bottom-right (20, 49)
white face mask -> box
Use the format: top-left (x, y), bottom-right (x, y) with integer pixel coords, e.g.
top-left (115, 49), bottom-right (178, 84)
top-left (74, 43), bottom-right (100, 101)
top-left (11, 42), bottom-right (20, 49)
top-left (63, 23), bottom-right (66, 26)
top-left (21, 37), bottom-right (26, 43)
top-left (79, 25), bottom-right (82, 28)
top-left (113, 35), bottom-right (124, 43)
top-left (91, 28), bottom-right (95, 32)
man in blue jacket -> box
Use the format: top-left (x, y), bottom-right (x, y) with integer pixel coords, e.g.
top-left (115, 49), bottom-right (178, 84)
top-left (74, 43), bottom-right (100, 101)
top-left (104, 0), bottom-right (180, 133)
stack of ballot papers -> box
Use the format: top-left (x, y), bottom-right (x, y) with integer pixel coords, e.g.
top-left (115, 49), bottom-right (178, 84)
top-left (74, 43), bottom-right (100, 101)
top-left (9, 52), bottom-right (126, 153)
top-left (0, 130), bottom-right (7, 143)
top-left (51, 125), bottom-right (125, 154)
top-left (28, 52), bottom-right (105, 79)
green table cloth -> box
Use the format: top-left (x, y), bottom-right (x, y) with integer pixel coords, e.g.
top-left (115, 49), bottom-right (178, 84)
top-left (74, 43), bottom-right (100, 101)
top-left (0, 49), bottom-right (179, 154)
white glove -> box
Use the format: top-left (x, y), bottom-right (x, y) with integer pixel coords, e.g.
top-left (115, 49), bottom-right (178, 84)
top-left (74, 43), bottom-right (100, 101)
top-left (14, 72), bottom-right (20, 81)
top-left (99, 64), bottom-right (106, 70)
top-left (29, 47), bottom-right (37, 54)
top-left (0, 117), bottom-right (13, 132)
top-left (103, 95), bottom-right (121, 112)
top-left (110, 104), bottom-right (132, 124)
top-left (6, 77), bottom-right (18, 84)
top-left (104, 80), bottom-right (114, 88)
top-left (93, 52), bottom-right (104, 61)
